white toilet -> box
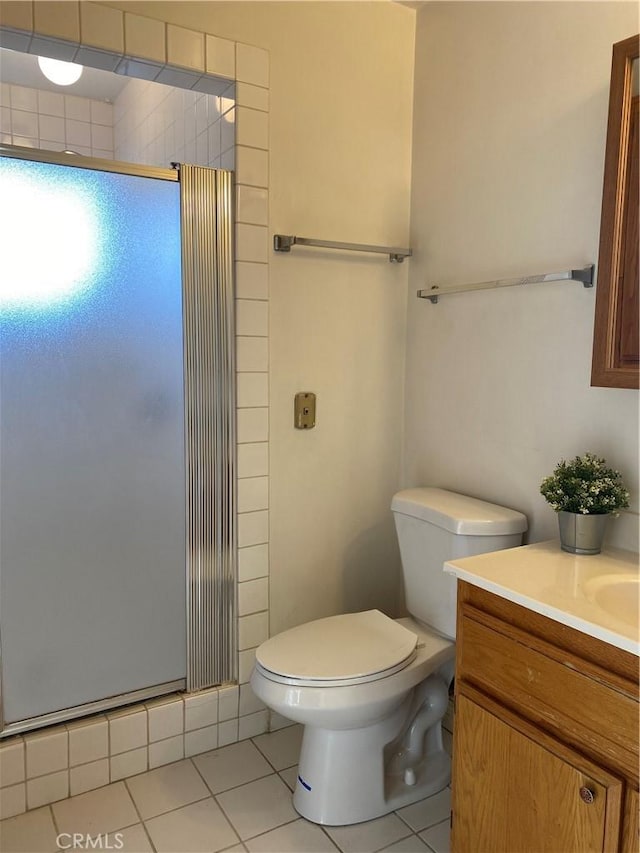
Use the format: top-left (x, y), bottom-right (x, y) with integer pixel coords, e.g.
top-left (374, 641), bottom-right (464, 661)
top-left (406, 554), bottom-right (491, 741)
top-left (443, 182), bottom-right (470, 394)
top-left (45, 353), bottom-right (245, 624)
top-left (251, 488), bottom-right (527, 826)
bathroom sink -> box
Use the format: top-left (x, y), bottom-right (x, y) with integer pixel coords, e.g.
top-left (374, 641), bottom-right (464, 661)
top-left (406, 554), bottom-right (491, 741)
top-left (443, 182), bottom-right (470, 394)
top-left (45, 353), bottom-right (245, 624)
top-left (584, 574), bottom-right (640, 629)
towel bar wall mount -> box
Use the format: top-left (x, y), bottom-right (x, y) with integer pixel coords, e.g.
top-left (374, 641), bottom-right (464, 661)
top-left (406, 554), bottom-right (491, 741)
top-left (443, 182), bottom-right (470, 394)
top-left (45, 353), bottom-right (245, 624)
top-left (418, 264), bottom-right (595, 304)
top-left (274, 234), bottom-right (412, 263)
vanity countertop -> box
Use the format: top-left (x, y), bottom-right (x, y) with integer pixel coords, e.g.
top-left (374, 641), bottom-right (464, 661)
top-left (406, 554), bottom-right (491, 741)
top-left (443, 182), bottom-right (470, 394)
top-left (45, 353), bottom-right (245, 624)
top-left (444, 540), bottom-right (640, 655)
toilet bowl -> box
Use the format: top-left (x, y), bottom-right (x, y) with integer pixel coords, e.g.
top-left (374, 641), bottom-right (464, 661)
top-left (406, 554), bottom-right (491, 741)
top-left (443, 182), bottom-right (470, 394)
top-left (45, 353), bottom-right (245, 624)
top-left (252, 488), bottom-right (528, 826)
top-left (251, 611), bottom-right (454, 825)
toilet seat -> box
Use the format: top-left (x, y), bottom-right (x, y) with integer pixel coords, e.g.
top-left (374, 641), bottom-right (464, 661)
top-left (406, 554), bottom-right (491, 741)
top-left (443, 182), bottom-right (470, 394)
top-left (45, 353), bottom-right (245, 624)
top-left (255, 609), bottom-right (418, 688)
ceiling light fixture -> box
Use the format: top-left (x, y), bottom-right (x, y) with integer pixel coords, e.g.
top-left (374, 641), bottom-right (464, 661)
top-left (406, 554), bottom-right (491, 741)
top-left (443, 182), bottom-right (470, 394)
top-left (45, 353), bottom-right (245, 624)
top-left (37, 56), bottom-right (83, 86)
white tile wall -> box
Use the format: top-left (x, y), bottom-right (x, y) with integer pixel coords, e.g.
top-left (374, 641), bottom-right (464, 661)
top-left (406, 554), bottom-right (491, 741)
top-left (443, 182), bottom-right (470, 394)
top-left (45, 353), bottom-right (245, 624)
top-left (238, 577), bottom-right (269, 616)
top-left (0, 9), bottom-right (272, 818)
top-left (237, 476), bottom-right (269, 513)
top-left (184, 693), bottom-right (218, 733)
top-left (110, 747), bottom-right (147, 782)
top-left (25, 729), bottom-right (67, 780)
top-left (236, 145), bottom-right (268, 187)
top-left (26, 770), bottom-right (68, 810)
top-left (237, 374), bottom-right (269, 409)
top-left (167, 24), bottom-right (205, 73)
top-left (108, 708), bottom-right (147, 756)
top-left (236, 299), bottom-right (268, 336)
top-left (123, 11), bottom-right (166, 64)
top-left (238, 444), bottom-right (269, 478)
top-left (0, 738), bottom-right (25, 788)
top-left (0, 783), bottom-right (25, 820)
top-left (218, 719), bottom-right (239, 747)
top-left (237, 336), bottom-right (269, 373)
top-left (218, 686), bottom-right (240, 722)
top-left (184, 726), bottom-right (218, 758)
top-left (148, 735), bottom-right (184, 770)
top-left (113, 75), bottom-right (234, 170)
top-left (238, 543), bottom-right (269, 581)
top-left (33, 1), bottom-right (80, 45)
top-left (69, 759), bottom-right (109, 797)
top-left (236, 82), bottom-right (269, 113)
top-left (238, 611), bottom-right (269, 650)
top-left (0, 83), bottom-right (114, 157)
top-left (239, 649), bottom-right (257, 684)
top-left (80, 2), bottom-right (125, 55)
top-left (68, 718), bottom-right (108, 767)
top-left (237, 185), bottom-right (269, 226)
top-left (237, 408), bottom-right (269, 444)
top-left (236, 262), bottom-right (269, 300)
top-left (0, 683), bottom-right (269, 816)
top-left (147, 698), bottom-right (183, 743)
top-left (236, 43), bottom-right (269, 88)
top-left (206, 34), bottom-right (235, 80)
top-left (238, 511), bottom-right (269, 549)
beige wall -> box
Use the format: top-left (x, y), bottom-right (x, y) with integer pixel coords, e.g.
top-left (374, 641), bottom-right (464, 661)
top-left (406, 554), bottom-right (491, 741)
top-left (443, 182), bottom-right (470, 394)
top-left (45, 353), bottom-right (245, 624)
top-left (406, 2), bottom-right (639, 549)
top-left (104, 1), bottom-right (417, 631)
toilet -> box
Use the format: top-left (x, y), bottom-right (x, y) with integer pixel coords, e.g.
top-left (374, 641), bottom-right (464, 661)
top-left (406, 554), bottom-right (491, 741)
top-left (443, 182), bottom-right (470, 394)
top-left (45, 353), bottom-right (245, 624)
top-left (251, 488), bottom-right (527, 825)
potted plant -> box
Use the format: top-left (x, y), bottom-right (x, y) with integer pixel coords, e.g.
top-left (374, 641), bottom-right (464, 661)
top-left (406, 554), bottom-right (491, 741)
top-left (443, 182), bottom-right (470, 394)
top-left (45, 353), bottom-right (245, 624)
top-left (540, 453), bottom-right (630, 554)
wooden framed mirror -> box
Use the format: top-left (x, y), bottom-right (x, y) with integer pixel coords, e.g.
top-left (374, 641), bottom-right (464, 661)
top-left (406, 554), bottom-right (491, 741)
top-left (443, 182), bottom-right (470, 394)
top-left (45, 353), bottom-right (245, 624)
top-left (591, 34), bottom-right (639, 389)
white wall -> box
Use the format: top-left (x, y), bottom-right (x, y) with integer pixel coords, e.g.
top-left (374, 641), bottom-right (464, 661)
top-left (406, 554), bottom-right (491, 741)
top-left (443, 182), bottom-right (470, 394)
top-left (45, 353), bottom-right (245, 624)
top-left (406, 2), bottom-right (639, 550)
top-left (104, 1), bottom-right (417, 632)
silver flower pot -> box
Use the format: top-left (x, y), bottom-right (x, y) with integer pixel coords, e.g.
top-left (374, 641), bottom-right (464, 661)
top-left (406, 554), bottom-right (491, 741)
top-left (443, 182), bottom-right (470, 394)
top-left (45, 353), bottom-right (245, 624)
top-left (558, 511), bottom-right (609, 555)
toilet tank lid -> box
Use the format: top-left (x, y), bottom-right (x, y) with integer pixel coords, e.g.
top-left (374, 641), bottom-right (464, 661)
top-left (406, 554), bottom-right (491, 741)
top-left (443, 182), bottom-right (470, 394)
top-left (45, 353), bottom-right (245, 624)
top-left (391, 488), bottom-right (528, 536)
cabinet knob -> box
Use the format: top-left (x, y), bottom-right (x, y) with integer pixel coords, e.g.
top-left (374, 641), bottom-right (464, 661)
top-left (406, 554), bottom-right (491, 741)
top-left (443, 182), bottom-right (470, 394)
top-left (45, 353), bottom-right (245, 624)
top-left (579, 786), bottom-right (595, 805)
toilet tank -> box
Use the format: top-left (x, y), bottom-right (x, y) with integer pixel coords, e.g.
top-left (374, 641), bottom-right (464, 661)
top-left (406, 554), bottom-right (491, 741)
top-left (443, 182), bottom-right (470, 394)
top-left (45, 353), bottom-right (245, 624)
top-left (391, 488), bottom-right (527, 638)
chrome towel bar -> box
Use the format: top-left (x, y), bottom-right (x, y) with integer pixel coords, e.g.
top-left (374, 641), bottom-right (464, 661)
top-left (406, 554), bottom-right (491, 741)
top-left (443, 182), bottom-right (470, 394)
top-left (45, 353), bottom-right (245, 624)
top-left (417, 264), bottom-right (595, 303)
top-left (274, 234), bottom-right (412, 263)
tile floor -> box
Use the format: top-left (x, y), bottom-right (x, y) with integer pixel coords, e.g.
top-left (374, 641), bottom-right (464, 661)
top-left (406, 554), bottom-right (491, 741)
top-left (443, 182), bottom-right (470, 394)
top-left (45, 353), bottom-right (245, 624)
top-left (0, 726), bottom-right (451, 853)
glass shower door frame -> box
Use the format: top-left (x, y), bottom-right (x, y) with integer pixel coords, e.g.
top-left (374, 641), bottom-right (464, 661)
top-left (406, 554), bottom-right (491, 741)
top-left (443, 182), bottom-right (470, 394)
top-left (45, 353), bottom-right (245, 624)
top-left (0, 146), bottom-right (237, 737)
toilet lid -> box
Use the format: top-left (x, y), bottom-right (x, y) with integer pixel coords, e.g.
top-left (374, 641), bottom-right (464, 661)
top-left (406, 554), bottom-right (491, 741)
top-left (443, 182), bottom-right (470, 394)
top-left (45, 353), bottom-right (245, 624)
top-left (256, 610), bottom-right (418, 682)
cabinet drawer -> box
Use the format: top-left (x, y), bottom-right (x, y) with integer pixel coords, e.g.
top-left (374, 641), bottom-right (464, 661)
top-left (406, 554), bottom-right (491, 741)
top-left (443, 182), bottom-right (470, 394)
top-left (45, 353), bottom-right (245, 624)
top-left (457, 608), bottom-right (639, 779)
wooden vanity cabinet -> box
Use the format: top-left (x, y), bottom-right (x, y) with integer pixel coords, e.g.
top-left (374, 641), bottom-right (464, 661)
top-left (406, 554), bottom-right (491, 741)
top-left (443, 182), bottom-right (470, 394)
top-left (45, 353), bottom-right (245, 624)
top-left (451, 581), bottom-right (639, 853)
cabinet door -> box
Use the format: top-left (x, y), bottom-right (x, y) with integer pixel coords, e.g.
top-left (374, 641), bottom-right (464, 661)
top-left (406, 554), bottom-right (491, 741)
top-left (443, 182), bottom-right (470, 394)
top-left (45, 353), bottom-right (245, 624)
top-left (622, 788), bottom-right (639, 853)
top-left (452, 693), bottom-right (623, 852)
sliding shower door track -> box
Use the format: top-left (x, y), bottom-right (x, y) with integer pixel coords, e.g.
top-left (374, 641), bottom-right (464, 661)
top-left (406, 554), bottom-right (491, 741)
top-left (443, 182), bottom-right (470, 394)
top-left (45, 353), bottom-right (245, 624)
top-left (0, 679), bottom-right (186, 738)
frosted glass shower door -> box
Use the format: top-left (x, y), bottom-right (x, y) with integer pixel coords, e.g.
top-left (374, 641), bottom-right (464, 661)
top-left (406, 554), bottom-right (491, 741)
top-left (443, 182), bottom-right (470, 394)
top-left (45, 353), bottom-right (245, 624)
top-left (0, 155), bottom-right (186, 725)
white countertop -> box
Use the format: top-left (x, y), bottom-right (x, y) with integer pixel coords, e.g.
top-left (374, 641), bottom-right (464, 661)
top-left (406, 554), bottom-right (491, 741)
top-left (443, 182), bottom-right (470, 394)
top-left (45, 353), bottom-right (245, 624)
top-left (444, 540), bottom-right (640, 656)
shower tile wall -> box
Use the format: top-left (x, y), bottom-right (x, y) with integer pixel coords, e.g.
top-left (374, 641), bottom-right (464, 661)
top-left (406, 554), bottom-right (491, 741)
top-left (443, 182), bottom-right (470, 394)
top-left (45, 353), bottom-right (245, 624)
top-left (113, 76), bottom-right (235, 170)
top-left (0, 8), bottom-right (271, 817)
top-left (0, 82), bottom-right (113, 157)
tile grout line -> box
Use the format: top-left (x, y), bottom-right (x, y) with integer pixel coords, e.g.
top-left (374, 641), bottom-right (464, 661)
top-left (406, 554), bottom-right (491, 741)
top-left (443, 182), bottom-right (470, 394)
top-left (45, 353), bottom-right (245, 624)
top-left (122, 776), bottom-right (158, 852)
top-left (186, 754), bottom-right (244, 846)
top-left (48, 803), bottom-right (61, 844)
top-left (188, 746), bottom-right (302, 844)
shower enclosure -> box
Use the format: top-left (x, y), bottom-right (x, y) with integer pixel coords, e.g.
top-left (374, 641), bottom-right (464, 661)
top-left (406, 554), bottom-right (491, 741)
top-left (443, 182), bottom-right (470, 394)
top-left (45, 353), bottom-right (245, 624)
top-left (0, 148), bottom-right (236, 736)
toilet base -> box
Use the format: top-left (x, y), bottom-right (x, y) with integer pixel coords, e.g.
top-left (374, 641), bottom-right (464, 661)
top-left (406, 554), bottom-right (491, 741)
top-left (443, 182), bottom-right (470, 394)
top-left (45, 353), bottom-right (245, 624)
top-left (292, 699), bottom-right (451, 826)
